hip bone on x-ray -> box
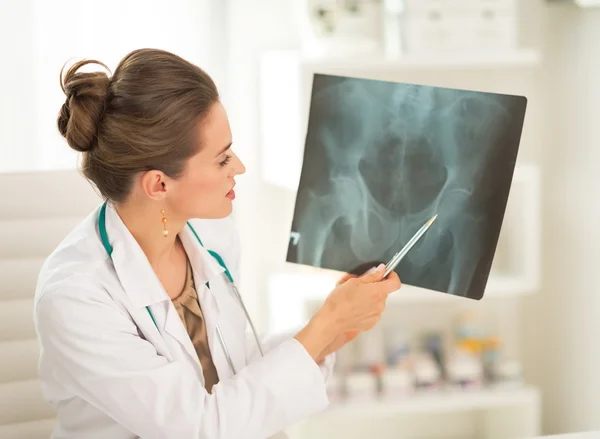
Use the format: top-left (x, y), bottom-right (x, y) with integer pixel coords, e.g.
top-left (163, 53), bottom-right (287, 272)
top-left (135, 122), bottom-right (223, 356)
top-left (286, 74), bottom-right (527, 301)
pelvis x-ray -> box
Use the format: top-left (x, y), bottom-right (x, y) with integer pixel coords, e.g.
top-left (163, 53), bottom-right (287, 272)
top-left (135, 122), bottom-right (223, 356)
top-left (286, 74), bottom-right (527, 300)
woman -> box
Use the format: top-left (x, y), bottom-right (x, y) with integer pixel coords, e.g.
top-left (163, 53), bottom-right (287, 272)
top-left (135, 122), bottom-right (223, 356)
top-left (34, 48), bottom-right (402, 439)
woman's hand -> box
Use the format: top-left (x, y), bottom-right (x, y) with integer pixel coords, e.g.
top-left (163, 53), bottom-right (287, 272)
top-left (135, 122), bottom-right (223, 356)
top-left (295, 264), bottom-right (401, 362)
top-left (323, 264), bottom-right (401, 333)
top-left (314, 266), bottom-right (401, 363)
top-left (314, 271), bottom-right (363, 363)
top-left (315, 331), bottom-right (357, 365)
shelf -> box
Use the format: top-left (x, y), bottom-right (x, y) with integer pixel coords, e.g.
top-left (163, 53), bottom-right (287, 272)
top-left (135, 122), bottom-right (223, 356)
top-left (534, 433), bottom-right (600, 439)
top-left (299, 48), bottom-right (542, 71)
top-left (265, 163), bottom-right (540, 335)
top-left (259, 49), bottom-right (543, 193)
top-left (268, 268), bottom-right (532, 304)
top-left (288, 386), bottom-right (541, 439)
top-left (267, 268), bottom-right (534, 334)
top-left (324, 386), bottom-right (540, 416)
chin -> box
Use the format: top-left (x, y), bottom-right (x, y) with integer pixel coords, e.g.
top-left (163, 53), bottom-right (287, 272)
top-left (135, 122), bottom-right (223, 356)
top-left (187, 199), bottom-right (233, 220)
top-left (202, 205), bottom-right (233, 220)
top-left (217, 206), bottom-right (233, 218)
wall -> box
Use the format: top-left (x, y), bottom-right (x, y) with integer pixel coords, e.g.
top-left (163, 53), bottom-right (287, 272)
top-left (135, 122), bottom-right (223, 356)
top-left (0, 0), bottom-right (221, 174)
top-left (522, 4), bottom-right (600, 434)
top-left (227, 0), bottom-right (600, 435)
top-left (225, 0), bottom-right (302, 330)
top-left (0, 0), bottom-right (595, 435)
top-left (0, 0), bottom-right (35, 172)
top-left (226, 0), bottom-right (545, 329)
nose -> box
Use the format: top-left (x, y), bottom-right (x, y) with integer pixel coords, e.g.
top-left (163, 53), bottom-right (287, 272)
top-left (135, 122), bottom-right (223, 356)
top-left (233, 153), bottom-right (246, 176)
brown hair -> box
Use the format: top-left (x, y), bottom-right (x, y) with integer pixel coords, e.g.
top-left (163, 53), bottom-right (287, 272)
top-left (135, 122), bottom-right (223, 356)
top-left (57, 48), bottom-right (220, 203)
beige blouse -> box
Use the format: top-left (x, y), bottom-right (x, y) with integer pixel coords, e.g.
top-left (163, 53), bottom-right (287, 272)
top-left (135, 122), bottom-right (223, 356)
top-left (171, 258), bottom-right (220, 393)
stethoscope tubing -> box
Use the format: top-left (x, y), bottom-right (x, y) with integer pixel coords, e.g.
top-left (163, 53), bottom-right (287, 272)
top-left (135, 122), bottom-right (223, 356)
top-left (98, 202), bottom-right (264, 376)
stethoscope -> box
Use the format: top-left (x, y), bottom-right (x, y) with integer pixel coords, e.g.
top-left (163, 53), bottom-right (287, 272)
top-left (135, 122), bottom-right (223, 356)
top-left (98, 202), bottom-right (264, 375)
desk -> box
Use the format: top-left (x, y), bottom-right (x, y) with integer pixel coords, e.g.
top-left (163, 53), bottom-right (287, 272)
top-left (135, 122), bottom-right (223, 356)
top-left (536, 433), bottom-right (600, 438)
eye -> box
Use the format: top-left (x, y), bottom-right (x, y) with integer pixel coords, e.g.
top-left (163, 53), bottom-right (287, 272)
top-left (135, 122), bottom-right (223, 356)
top-left (219, 155), bottom-right (231, 167)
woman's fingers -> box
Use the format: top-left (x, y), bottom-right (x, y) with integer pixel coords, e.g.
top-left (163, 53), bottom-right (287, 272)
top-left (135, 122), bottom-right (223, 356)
top-left (382, 270), bottom-right (402, 293)
top-left (335, 275), bottom-right (353, 286)
top-left (336, 272), bottom-right (357, 286)
top-left (336, 263), bottom-right (388, 286)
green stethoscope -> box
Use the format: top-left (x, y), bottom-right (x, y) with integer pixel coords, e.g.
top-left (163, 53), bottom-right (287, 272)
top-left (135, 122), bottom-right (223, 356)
top-left (98, 202), bottom-right (264, 375)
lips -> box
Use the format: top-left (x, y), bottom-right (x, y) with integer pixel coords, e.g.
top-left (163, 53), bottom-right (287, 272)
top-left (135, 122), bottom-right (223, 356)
top-left (226, 185), bottom-right (236, 200)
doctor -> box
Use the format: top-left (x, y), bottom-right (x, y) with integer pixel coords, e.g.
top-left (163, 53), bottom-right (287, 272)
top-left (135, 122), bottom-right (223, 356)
top-left (34, 48), bottom-right (401, 439)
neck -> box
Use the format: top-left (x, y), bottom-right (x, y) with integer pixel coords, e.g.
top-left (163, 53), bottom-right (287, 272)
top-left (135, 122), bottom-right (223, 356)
top-left (115, 200), bottom-right (187, 267)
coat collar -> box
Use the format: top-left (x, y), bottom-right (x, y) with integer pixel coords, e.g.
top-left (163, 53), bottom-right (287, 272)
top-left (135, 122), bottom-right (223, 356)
top-left (102, 202), bottom-right (225, 309)
top-left (179, 223), bottom-right (226, 287)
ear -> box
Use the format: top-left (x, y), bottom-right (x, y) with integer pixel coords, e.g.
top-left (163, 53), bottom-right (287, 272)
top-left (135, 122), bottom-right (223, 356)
top-left (140, 170), bottom-right (169, 201)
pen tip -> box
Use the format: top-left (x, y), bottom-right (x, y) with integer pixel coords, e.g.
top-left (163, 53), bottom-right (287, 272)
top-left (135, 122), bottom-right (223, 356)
top-left (427, 214), bottom-right (438, 226)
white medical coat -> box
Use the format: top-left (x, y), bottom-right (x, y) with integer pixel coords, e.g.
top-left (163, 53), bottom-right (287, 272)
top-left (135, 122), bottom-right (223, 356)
top-left (33, 203), bottom-right (335, 439)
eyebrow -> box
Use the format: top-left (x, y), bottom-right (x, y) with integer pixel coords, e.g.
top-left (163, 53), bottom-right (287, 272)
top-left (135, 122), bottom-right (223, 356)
top-left (215, 143), bottom-right (232, 157)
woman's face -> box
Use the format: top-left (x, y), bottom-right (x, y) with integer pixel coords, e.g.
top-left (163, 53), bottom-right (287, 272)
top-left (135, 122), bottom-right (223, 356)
top-left (168, 101), bottom-right (246, 220)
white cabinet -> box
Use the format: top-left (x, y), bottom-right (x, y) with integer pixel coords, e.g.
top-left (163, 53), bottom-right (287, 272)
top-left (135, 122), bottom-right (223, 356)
top-left (402, 0), bottom-right (519, 53)
top-left (259, 47), bottom-right (543, 439)
top-left (260, 49), bottom-right (542, 317)
top-left (259, 49), bottom-right (541, 192)
top-left (286, 387), bottom-right (541, 439)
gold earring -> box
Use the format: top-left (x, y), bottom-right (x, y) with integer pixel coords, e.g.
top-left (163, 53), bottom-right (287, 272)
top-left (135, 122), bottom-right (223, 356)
top-left (161, 208), bottom-right (168, 237)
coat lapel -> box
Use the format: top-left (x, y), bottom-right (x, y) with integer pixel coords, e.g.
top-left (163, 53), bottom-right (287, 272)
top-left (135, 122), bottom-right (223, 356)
top-left (102, 203), bottom-right (173, 359)
top-left (103, 203), bottom-right (246, 381)
top-left (179, 223), bottom-right (249, 379)
top-left (179, 224), bottom-right (238, 379)
top-left (103, 204), bottom-right (289, 438)
top-left (160, 223), bottom-right (229, 376)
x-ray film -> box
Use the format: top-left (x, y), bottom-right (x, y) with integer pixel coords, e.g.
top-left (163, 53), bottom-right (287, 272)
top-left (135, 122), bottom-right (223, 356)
top-left (286, 74), bottom-right (527, 300)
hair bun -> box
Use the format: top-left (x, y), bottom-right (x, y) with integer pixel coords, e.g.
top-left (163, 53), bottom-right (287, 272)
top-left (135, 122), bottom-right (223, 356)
top-left (57, 59), bottom-right (111, 153)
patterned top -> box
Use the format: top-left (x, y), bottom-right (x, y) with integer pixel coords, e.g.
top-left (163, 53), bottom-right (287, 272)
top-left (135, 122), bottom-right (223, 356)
top-left (171, 257), bottom-right (220, 393)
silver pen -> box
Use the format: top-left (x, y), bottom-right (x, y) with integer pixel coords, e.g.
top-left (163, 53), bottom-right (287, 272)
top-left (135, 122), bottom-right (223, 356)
top-left (383, 214), bottom-right (438, 278)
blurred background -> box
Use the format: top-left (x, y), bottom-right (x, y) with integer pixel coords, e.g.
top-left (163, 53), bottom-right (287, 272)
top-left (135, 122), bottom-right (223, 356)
top-left (0, 0), bottom-right (598, 438)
